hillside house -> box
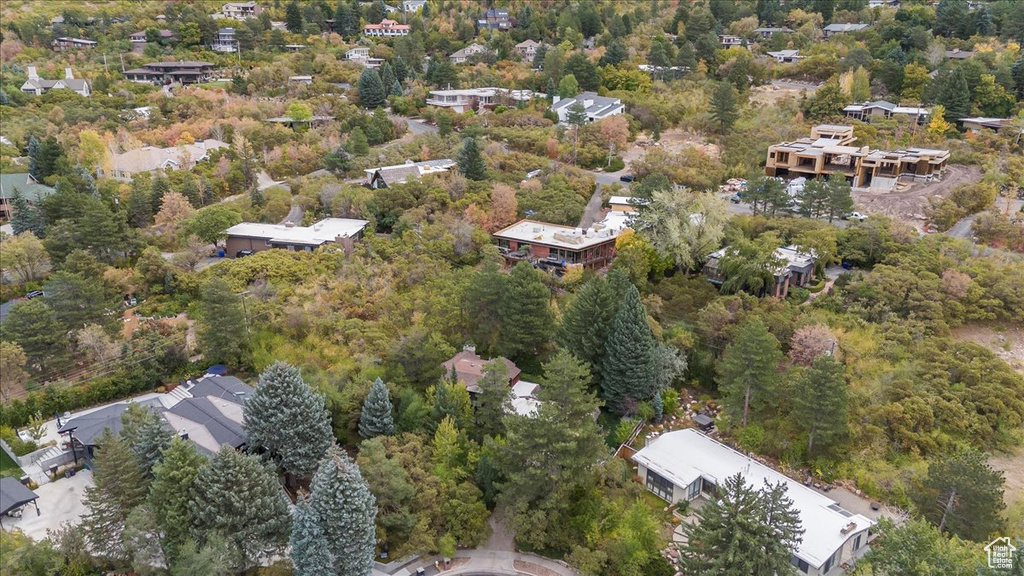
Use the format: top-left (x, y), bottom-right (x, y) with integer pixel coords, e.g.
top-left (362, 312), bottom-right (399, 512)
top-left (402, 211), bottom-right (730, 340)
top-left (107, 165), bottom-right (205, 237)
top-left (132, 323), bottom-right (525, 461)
top-left (441, 348), bottom-right (521, 394)
top-left (221, 2), bottom-right (262, 19)
top-left (822, 23), bottom-right (869, 38)
top-left (20, 67), bottom-right (91, 97)
top-left (101, 140), bottom-right (229, 181)
top-left (703, 244), bottom-right (815, 298)
top-left (123, 61), bottom-right (217, 85)
top-left (478, 9), bottom-right (512, 30)
top-left (0, 173), bottom-right (55, 220)
top-left (754, 27), bottom-right (793, 38)
top-left (449, 44), bottom-right (489, 64)
top-left (492, 217), bottom-right (628, 271)
top-left (52, 37), bottom-right (97, 51)
top-left (363, 19), bottom-right (410, 37)
top-left (427, 88), bottom-right (540, 114)
top-left (842, 101), bottom-right (929, 125)
top-left (961, 117), bottom-right (1018, 134)
top-left (364, 159), bottom-right (457, 188)
top-left (633, 430), bottom-right (874, 576)
top-left (224, 217), bottom-right (368, 256)
top-left (211, 27), bottom-right (237, 52)
top-left (515, 40), bottom-right (543, 58)
top-left (718, 34), bottom-right (743, 48)
top-left (766, 49), bottom-right (802, 63)
top-left (551, 92), bottom-right (625, 124)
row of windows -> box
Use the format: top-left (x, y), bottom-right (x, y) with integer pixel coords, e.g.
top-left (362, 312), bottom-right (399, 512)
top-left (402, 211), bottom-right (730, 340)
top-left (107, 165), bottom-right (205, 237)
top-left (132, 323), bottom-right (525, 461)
top-left (645, 470), bottom-right (674, 502)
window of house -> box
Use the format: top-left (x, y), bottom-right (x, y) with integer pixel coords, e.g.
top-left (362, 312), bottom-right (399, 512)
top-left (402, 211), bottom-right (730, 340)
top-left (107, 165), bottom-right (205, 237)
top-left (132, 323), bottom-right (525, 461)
top-left (685, 477), bottom-right (701, 500)
top-left (645, 469), bottom-right (674, 502)
top-left (853, 533), bottom-right (863, 550)
top-left (790, 555), bottom-right (810, 573)
top-left (822, 549), bottom-right (840, 573)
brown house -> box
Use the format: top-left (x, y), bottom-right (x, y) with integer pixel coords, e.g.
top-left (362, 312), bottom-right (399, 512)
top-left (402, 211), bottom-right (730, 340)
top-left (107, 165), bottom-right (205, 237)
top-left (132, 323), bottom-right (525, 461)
top-left (492, 218), bottom-right (627, 271)
top-left (224, 218), bottom-right (368, 257)
top-left (441, 348), bottom-right (521, 394)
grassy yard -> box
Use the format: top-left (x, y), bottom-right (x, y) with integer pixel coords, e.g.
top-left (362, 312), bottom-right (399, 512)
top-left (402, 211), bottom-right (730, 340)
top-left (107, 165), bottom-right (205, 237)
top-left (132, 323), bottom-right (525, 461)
top-left (0, 448), bottom-right (25, 479)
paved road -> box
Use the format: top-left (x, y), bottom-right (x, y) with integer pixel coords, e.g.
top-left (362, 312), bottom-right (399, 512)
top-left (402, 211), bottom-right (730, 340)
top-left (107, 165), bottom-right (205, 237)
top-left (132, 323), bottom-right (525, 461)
top-left (389, 113), bottom-right (438, 136)
top-left (280, 202), bottom-right (304, 225)
top-left (945, 214), bottom-right (976, 239)
top-left (770, 79), bottom-right (821, 91)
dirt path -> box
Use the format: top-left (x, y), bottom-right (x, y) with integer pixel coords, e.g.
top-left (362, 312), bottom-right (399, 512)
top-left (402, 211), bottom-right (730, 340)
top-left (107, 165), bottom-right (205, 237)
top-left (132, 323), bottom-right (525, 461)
top-left (951, 324), bottom-right (1024, 374)
top-left (578, 185), bottom-right (605, 228)
top-left (853, 164), bottom-right (981, 230)
top-left (484, 505), bottom-right (516, 552)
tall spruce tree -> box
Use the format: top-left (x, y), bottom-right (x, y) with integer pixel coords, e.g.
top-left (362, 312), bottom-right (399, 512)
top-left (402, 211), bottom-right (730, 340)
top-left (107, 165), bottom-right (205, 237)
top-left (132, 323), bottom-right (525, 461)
top-left (427, 378), bottom-right (474, 431)
top-left (464, 261), bottom-right (506, 354)
top-left (379, 62), bottom-right (397, 94)
top-left (557, 274), bottom-right (619, 387)
top-left (498, 350), bottom-right (607, 550)
top-left (81, 430), bottom-right (149, 564)
top-left (793, 355), bottom-right (848, 458)
top-left (474, 360), bottom-right (511, 440)
top-left (150, 438), bottom-right (208, 565)
top-left (243, 361), bottom-right (334, 479)
top-left (936, 67), bottom-right (970, 122)
top-left (359, 377), bottom-right (396, 439)
top-left (197, 277), bottom-right (249, 367)
top-left (680, 474), bottom-right (803, 576)
top-left (497, 262), bottom-right (554, 360)
top-left (3, 299), bottom-right (69, 373)
top-left (9, 188), bottom-right (46, 237)
top-left (285, 1), bottom-right (304, 32)
top-left (358, 67), bottom-right (387, 109)
top-left (919, 447), bottom-right (1005, 541)
top-left (718, 319), bottom-right (782, 427)
top-left (601, 282), bottom-right (657, 415)
top-left (710, 81), bottom-right (739, 134)
top-left (456, 137), bottom-right (487, 180)
top-left (335, 2), bottom-right (358, 36)
top-left (120, 403), bottom-right (173, 477)
top-left (26, 136), bottom-right (41, 181)
top-left (289, 500), bottom-right (334, 576)
top-left (393, 56), bottom-right (409, 83)
top-left (190, 446), bottom-right (291, 570)
top-left (309, 445), bottom-right (377, 576)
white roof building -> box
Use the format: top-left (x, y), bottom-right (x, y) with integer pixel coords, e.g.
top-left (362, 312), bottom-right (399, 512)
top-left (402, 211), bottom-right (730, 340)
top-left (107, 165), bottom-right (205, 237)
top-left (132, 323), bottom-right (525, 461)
top-left (426, 87), bottom-right (542, 114)
top-left (550, 92), bottom-right (625, 125)
top-left (634, 429), bottom-right (874, 576)
top-left (510, 381), bottom-right (541, 417)
top-left (226, 218), bottom-right (368, 248)
top-left (364, 159), bottom-right (457, 188)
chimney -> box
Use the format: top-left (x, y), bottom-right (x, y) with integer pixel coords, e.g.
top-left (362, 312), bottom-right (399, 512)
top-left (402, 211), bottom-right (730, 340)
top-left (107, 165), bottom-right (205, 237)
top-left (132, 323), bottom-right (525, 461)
top-left (552, 95), bottom-right (560, 105)
top-left (27, 66), bottom-right (39, 80)
top-left (65, 67), bottom-right (74, 79)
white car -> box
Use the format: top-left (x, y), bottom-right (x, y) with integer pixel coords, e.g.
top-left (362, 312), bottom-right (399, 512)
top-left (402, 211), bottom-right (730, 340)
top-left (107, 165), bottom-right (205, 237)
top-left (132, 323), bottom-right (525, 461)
top-left (846, 211), bottom-right (867, 222)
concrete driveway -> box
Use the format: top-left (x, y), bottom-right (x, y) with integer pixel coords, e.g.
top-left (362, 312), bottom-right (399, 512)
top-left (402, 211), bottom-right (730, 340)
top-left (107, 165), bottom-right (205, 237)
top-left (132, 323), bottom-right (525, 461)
top-left (2, 469), bottom-right (92, 539)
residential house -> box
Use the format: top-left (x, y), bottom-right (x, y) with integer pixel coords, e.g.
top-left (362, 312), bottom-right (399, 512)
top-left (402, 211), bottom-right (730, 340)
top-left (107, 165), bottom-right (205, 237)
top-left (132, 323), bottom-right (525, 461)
top-left (346, 47), bottom-right (371, 60)
top-left (822, 23), bottom-right (869, 38)
top-left (633, 429), bottom-right (874, 576)
top-left (426, 88), bottom-right (541, 114)
top-left (130, 29), bottom-right (175, 44)
top-left (704, 244), bottom-right (815, 298)
top-left (363, 159), bottom-right (457, 188)
top-left (0, 173), bottom-right (55, 220)
top-left (403, 0), bottom-right (427, 11)
top-left (289, 75), bottom-right (314, 84)
top-left (20, 67), bottom-right (91, 97)
top-left (868, 0), bottom-right (900, 6)
top-left (52, 37), bottom-right (97, 51)
top-left (492, 216), bottom-right (629, 271)
top-left (961, 117), bottom-right (1019, 134)
top-left (123, 61), bottom-right (217, 85)
top-left (718, 34), bottom-right (743, 48)
top-left (550, 92), bottom-right (625, 124)
top-left (765, 125), bottom-right (949, 189)
top-left (363, 19), bottom-right (410, 37)
top-left (478, 9), bottom-right (512, 30)
top-left (101, 139), bottom-right (229, 181)
top-left (842, 101), bottom-right (930, 125)
top-left (945, 48), bottom-right (974, 60)
top-left (221, 2), bottom-right (262, 19)
top-left (766, 49), bottom-right (802, 63)
top-left (224, 217), bottom-right (368, 256)
top-left (441, 348), bottom-right (521, 394)
top-left (284, 44), bottom-right (306, 52)
top-left (608, 196), bottom-right (646, 213)
top-left (449, 43), bottom-right (489, 64)
top-left (211, 27), bottom-right (237, 52)
top-left (753, 26), bottom-right (793, 38)
top-left (515, 39), bottom-right (543, 59)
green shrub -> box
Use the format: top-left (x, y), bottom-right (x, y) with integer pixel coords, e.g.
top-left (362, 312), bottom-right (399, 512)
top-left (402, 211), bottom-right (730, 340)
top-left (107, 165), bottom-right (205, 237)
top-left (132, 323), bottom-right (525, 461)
top-left (0, 426), bottom-right (38, 456)
top-left (606, 156), bottom-right (625, 172)
top-left (735, 424), bottom-right (766, 452)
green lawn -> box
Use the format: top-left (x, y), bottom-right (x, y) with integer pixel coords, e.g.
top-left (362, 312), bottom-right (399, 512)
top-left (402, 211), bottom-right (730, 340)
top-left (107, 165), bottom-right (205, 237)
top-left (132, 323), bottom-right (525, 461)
top-left (0, 448), bottom-right (25, 479)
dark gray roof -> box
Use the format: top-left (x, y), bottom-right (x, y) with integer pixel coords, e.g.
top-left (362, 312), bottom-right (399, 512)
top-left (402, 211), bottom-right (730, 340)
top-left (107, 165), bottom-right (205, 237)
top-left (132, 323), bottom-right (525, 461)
top-left (189, 375), bottom-right (252, 402)
top-left (57, 403), bottom-right (130, 446)
top-left (164, 397), bottom-right (246, 454)
top-left (0, 478), bottom-right (38, 515)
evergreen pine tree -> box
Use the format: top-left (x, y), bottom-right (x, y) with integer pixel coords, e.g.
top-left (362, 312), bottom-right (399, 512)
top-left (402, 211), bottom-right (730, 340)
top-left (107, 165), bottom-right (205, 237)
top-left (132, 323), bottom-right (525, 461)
top-left (599, 39), bottom-right (628, 66)
top-left (150, 438), bottom-right (208, 564)
top-left (190, 446), bottom-right (291, 570)
top-left (359, 377), bottom-right (396, 439)
top-left (3, 299), bottom-right (69, 373)
top-left (26, 136), bottom-right (41, 181)
top-left (336, 3), bottom-right (358, 36)
top-left (456, 137), bottom-right (487, 181)
top-left (793, 355), bottom-right (848, 458)
top-left (243, 361), bottom-right (334, 479)
top-left (718, 319), bottom-right (782, 427)
top-left (920, 447), bottom-right (1005, 541)
top-left (120, 403), bottom-right (173, 477)
top-left (289, 500), bottom-right (334, 576)
top-left (348, 126), bottom-right (370, 155)
top-left (393, 56), bottom-right (409, 82)
top-left (680, 474), bottom-right (803, 576)
top-left (309, 445), bottom-right (377, 576)
top-left (358, 67), bottom-right (387, 109)
top-left (474, 360), bottom-right (511, 440)
top-left (285, 1), bottom-right (304, 32)
top-left (379, 62), bottom-right (397, 94)
top-left (81, 430), bottom-right (149, 564)
top-left (823, 172), bottom-right (854, 223)
top-left (936, 67), bottom-right (970, 122)
top-left (464, 261), bottom-right (506, 354)
top-left (497, 262), bottom-right (554, 360)
top-left (391, 79), bottom-right (403, 96)
top-left (601, 283), bottom-right (656, 415)
top-left (428, 379), bottom-right (474, 431)
top-left (710, 81), bottom-right (739, 134)
top-left (197, 277), bottom-right (249, 367)
top-left (9, 188), bottom-right (46, 237)
top-left (556, 274), bottom-right (617, 386)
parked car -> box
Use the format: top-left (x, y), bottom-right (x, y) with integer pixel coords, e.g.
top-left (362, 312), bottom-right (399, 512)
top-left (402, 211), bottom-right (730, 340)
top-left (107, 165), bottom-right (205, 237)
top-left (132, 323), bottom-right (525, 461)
top-left (844, 211), bottom-right (867, 222)
top-left (619, 174), bottom-right (636, 182)
top-left (730, 194), bottom-right (743, 204)
top-left (236, 249), bottom-right (255, 258)
top-left (25, 290), bottom-right (44, 299)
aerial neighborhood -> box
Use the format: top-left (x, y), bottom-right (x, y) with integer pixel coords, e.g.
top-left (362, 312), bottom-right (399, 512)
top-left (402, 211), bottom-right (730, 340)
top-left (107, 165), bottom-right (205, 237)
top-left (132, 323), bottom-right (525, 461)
top-left (0, 1), bottom-right (1023, 576)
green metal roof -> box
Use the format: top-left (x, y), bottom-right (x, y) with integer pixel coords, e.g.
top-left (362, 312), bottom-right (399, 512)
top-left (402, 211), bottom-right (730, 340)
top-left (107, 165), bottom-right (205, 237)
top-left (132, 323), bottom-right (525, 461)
top-left (0, 172), bottom-right (56, 200)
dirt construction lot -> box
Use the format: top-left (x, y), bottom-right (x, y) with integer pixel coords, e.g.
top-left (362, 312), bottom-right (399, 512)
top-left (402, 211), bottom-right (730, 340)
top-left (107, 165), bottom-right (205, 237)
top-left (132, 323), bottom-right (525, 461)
top-left (852, 164), bottom-right (982, 230)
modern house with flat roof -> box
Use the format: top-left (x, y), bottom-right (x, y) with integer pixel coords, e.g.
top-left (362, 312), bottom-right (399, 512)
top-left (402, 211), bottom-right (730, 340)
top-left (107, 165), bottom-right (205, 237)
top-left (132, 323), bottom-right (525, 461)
top-left (754, 26), bottom-right (793, 38)
top-left (703, 244), bottom-right (815, 298)
top-left (20, 67), bottom-right (91, 97)
top-left (766, 49), bottom-right (802, 63)
top-left (550, 92), bottom-right (624, 124)
top-left (52, 37), bottom-right (97, 51)
top-left (364, 159), bottom-right (457, 188)
top-left (492, 216), bottom-right (629, 271)
top-left (478, 9), bottom-right (512, 30)
top-left (426, 88), bottom-right (541, 114)
top-left (224, 217), bottom-right (369, 256)
top-left (0, 173), bottom-right (56, 220)
top-left (211, 27), bottom-right (238, 52)
top-left (608, 196), bottom-right (647, 213)
top-left (633, 429), bottom-right (873, 576)
top-left (363, 19), bottom-right (410, 37)
top-left (842, 101), bottom-right (929, 125)
top-left (123, 61), bottom-right (217, 85)
top-left (961, 117), bottom-right (1019, 134)
top-left (100, 139), bottom-right (229, 181)
top-left (718, 34), bottom-right (743, 48)
top-left (765, 125), bottom-right (949, 189)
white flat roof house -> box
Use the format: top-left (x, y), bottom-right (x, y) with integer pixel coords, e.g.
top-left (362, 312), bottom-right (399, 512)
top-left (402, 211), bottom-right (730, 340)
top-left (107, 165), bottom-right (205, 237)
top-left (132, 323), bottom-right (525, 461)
top-left (634, 429), bottom-right (873, 576)
top-left (766, 49), bottom-right (802, 63)
top-left (427, 88), bottom-right (541, 114)
top-left (843, 101), bottom-right (929, 125)
top-left (225, 218), bottom-right (369, 256)
top-left (550, 92), bottom-right (624, 125)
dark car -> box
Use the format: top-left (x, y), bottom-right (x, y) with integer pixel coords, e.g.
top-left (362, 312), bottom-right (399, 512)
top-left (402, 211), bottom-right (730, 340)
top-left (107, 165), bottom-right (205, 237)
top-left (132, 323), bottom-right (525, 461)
top-left (236, 250), bottom-right (255, 258)
top-left (730, 193), bottom-right (742, 204)
top-left (619, 174), bottom-right (636, 182)
top-left (25, 290), bottom-right (44, 299)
